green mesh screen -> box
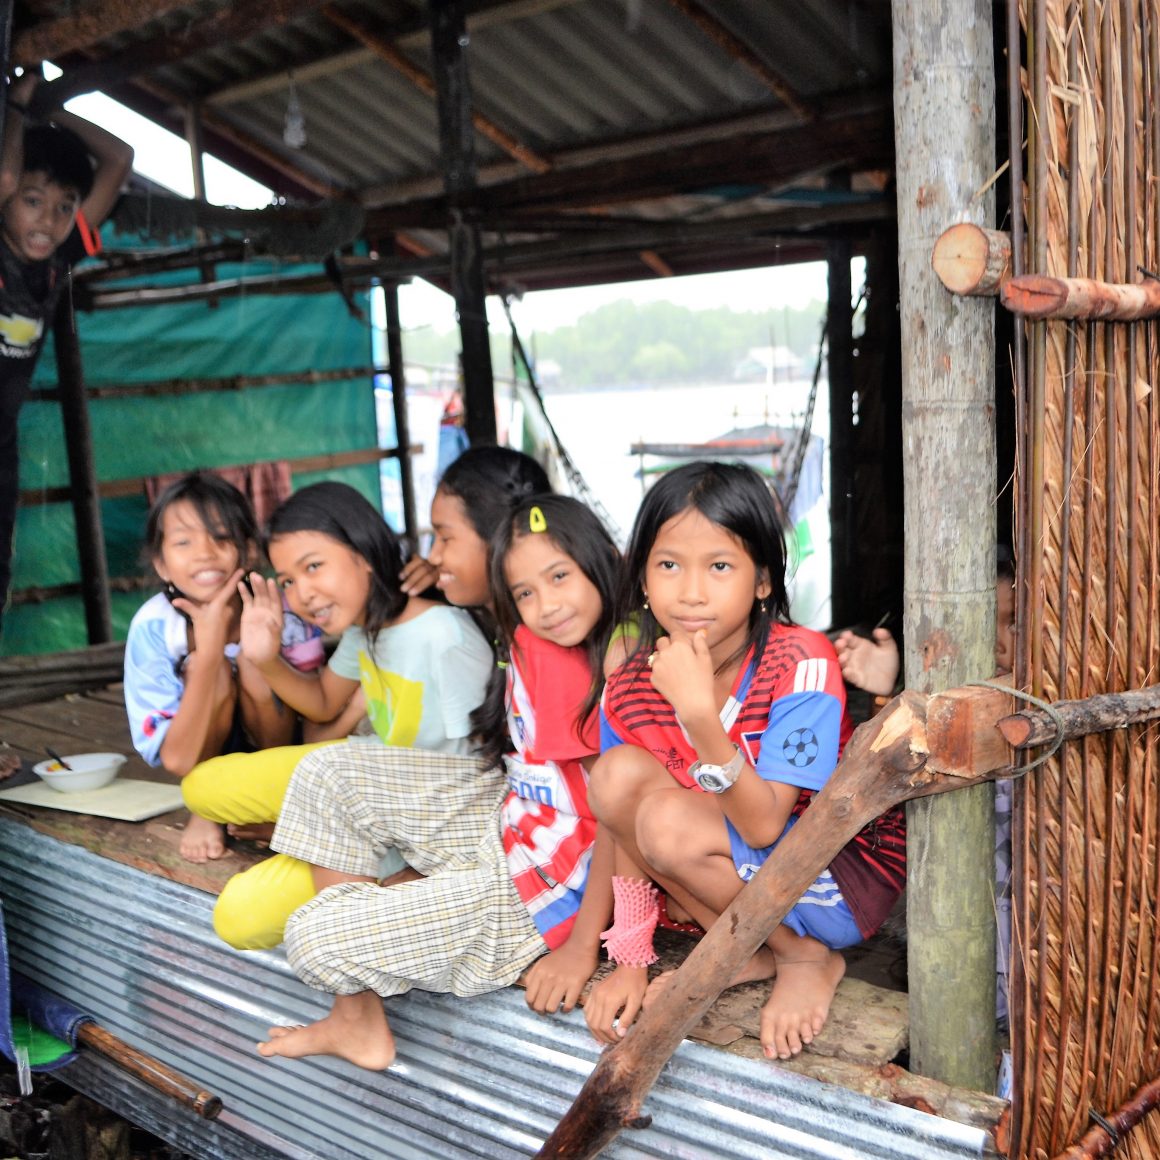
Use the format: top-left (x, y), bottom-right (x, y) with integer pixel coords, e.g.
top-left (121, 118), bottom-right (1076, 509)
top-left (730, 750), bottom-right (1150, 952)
top-left (4, 240), bottom-right (377, 656)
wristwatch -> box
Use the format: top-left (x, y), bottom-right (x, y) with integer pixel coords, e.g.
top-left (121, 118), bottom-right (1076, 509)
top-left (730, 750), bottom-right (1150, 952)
top-left (689, 744), bottom-right (746, 793)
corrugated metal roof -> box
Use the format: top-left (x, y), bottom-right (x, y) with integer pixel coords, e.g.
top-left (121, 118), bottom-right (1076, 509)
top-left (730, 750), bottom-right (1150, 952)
top-left (1, 818), bottom-right (990, 1160)
top-left (24, 0), bottom-right (896, 286)
top-left (166, 0), bottom-right (889, 196)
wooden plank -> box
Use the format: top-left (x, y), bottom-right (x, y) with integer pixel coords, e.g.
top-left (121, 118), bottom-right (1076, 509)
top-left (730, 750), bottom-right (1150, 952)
top-left (12, 0), bottom-right (191, 64)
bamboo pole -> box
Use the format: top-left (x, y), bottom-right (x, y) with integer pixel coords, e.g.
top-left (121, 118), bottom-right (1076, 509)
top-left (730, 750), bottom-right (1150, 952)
top-left (383, 284), bottom-right (418, 544)
top-left (891, 0), bottom-right (998, 1090)
top-left (52, 294), bottom-right (112, 645)
top-left (1000, 273), bottom-right (1160, 320)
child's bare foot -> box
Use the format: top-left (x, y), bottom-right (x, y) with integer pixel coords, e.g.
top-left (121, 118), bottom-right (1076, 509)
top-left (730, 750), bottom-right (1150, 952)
top-left (257, 992), bottom-right (396, 1070)
top-left (642, 946), bottom-right (776, 1010)
top-left (759, 949), bottom-right (846, 1060)
top-left (180, 814), bottom-right (227, 863)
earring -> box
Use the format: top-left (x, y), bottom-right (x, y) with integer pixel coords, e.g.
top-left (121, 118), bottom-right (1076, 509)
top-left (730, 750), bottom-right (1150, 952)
top-left (759, 597), bottom-right (768, 615)
top-left (164, 581), bottom-right (180, 602)
top-left (642, 597), bottom-right (649, 611)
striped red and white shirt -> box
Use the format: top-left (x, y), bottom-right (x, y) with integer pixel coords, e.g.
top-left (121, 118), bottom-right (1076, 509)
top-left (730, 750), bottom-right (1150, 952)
top-left (501, 625), bottom-right (600, 950)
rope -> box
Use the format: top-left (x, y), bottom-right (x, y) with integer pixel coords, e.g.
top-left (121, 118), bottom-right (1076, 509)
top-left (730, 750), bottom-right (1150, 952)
top-left (499, 294), bottom-right (621, 542)
top-left (969, 678), bottom-right (1067, 776)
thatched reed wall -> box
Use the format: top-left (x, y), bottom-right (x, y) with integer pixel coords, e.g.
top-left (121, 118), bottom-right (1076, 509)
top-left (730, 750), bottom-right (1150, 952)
top-left (1014, 0), bottom-right (1160, 1156)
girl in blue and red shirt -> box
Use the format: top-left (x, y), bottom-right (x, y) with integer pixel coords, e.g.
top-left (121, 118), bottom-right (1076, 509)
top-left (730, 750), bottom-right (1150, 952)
top-left (586, 460), bottom-right (905, 1063)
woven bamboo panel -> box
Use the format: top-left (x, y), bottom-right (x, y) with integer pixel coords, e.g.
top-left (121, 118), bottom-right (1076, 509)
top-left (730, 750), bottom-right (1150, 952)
top-left (1015, 1), bottom-right (1160, 1156)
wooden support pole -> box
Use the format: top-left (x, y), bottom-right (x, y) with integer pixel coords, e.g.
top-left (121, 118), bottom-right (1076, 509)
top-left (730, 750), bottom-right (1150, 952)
top-left (998, 684), bottom-right (1160, 748)
top-left (827, 229), bottom-right (854, 626)
top-left (999, 272), bottom-right (1160, 321)
top-left (52, 295), bottom-right (112, 645)
top-left (382, 283), bottom-right (418, 543)
top-left (891, 0), bottom-right (998, 1090)
top-left (932, 223), bottom-right (1013, 296)
top-left (429, 0), bottom-right (496, 446)
top-left (537, 689), bottom-right (1013, 1159)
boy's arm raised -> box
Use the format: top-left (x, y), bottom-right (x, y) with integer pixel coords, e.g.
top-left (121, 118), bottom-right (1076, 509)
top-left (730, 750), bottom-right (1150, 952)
top-left (0, 73), bottom-right (38, 202)
top-left (49, 107), bottom-right (133, 228)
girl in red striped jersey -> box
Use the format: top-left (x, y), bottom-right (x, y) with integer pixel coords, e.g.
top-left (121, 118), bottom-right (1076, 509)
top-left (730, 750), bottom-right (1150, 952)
top-left (482, 494), bottom-right (621, 1014)
top-left (585, 461), bottom-right (905, 1062)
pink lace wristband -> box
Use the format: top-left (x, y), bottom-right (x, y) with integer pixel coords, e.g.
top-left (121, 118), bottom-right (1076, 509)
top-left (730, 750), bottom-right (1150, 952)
top-left (601, 876), bottom-right (660, 967)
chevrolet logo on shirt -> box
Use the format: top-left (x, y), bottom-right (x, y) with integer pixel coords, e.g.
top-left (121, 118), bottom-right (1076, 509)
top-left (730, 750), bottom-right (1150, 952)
top-left (0, 311), bottom-right (42, 348)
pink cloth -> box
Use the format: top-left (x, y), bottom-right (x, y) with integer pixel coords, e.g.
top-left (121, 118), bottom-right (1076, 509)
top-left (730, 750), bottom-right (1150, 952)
top-left (145, 461), bottom-right (291, 530)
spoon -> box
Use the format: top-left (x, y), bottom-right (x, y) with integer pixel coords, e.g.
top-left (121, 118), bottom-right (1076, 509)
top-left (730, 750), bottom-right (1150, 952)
top-left (45, 747), bottom-right (73, 770)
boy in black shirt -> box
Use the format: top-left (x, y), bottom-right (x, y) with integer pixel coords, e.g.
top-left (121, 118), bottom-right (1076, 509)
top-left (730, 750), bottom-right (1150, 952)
top-left (0, 71), bottom-right (133, 637)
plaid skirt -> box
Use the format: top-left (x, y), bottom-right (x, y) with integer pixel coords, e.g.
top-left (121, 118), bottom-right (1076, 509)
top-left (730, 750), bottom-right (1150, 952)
top-left (273, 740), bottom-right (546, 998)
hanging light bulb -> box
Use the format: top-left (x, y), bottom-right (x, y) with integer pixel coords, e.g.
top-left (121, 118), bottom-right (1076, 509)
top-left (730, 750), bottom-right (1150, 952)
top-left (283, 75), bottom-right (306, 149)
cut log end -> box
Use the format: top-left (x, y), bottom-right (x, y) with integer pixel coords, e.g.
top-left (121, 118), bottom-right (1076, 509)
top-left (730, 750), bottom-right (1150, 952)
top-left (932, 223), bottom-right (1012, 296)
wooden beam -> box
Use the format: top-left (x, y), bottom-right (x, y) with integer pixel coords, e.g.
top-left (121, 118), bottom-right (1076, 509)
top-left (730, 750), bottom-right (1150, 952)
top-left (537, 689), bottom-right (1011, 1158)
top-left (52, 296), bottom-right (112, 644)
top-left (932, 223), bottom-right (1012, 296)
top-left (637, 250), bottom-right (673, 277)
top-left (359, 102), bottom-right (831, 207)
top-left (34, 364), bottom-right (390, 402)
top-left (1000, 272), bottom-right (1160, 321)
top-left (998, 684), bottom-right (1160, 748)
top-left (12, 0), bottom-right (191, 66)
top-left (18, 447), bottom-right (411, 507)
top-left (207, 0), bottom-right (584, 107)
top-left (366, 104), bottom-right (895, 227)
top-left (663, 0), bottom-right (814, 121)
top-left (27, 0), bottom-right (331, 114)
top-left (382, 286), bottom-right (419, 543)
top-left (322, 4), bottom-right (551, 174)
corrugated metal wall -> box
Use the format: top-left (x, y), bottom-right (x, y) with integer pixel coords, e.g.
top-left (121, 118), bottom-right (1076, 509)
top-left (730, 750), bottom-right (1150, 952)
top-left (1, 819), bottom-right (990, 1159)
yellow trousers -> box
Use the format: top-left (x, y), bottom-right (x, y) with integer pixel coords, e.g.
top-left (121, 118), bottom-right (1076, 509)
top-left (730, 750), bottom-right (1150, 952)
top-left (183, 741), bottom-right (405, 951)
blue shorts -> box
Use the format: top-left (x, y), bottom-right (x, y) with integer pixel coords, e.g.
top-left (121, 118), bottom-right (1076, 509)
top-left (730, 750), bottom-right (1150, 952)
top-left (725, 813), bottom-right (862, 949)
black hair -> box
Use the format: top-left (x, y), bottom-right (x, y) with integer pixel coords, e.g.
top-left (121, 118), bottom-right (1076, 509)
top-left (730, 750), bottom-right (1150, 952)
top-left (144, 471), bottom-right (257, 578)
top-left (436, 447), bottom-right (553, 748)
top-left (475, 495), bottom-right (621, 768)
top-left (436, 446), bottom-right (551, 544)
top-left (265, 482), bottom-right (406, 641)
top-left (21, 124), bottom-right (95, 200)
top-left (620, 460), bottom-right (792, 674)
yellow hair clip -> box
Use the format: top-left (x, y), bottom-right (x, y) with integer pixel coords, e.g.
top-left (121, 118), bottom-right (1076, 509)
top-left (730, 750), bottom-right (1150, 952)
top-left (528, 505), bottom-right (548, 533)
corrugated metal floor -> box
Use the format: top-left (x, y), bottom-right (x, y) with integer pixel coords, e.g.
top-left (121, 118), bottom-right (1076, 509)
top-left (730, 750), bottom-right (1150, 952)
top-left (0, 817), bottom-right (991, 1160)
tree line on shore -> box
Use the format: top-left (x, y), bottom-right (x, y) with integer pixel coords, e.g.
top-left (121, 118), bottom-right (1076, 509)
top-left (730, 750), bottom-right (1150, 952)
top-left (402, 297), bottom-right (826, 389)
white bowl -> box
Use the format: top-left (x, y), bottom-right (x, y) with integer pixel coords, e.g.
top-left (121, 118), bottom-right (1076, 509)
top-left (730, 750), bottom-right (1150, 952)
top-left (32, 752), bottom-right (127, 793)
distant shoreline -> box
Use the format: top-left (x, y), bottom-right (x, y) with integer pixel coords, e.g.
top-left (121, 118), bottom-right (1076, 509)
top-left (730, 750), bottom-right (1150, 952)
top-left (536, 376), bottom-right (817, 396)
